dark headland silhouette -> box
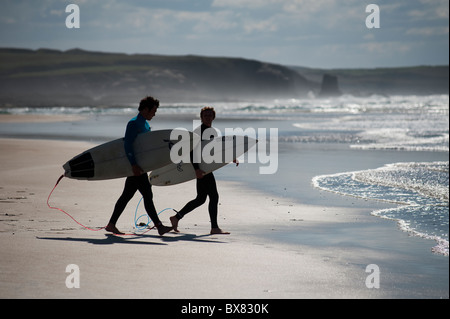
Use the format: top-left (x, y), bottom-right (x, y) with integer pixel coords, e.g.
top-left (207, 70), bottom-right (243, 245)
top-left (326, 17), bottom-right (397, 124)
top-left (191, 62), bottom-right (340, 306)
top-left (0, 48), bottom-right (448, 107)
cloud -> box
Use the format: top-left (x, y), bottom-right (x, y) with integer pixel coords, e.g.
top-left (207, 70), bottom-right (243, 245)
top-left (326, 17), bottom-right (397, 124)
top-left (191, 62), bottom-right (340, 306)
top-left (211, 0), bottom-right (283, 9)
top-left (415, 0), bottom-right (449, 19)
top-left (0, 0), bottom-right (448, 67)
top-left (361, 41), bottom-right (411, 55)
top-left (243, 18), bottom-right (278, 34)
top-left (406, 26), bottom-right (449, 36)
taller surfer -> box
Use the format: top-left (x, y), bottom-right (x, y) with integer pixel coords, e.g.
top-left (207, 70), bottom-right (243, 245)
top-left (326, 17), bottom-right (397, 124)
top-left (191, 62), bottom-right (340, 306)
top-left (105, 96), bottom-right (173, 235)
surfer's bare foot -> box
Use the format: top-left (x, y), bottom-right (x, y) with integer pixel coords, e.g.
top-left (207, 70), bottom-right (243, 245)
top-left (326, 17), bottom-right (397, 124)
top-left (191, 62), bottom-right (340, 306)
top-left (157, 224), bottom-right (173, 236)
top-left (105, 223), bottom-right (124, 235)
top-left (210, 228), bottom-right (230, 235)
top-left (170, 215), bottom-right (180, 233)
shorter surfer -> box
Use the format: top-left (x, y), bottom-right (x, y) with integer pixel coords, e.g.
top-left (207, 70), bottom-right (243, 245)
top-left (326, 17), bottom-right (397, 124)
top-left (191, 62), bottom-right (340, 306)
top-left (106, 96), bottom-right (172, 235)
top-left (170, 107), bottom-right (237, 235)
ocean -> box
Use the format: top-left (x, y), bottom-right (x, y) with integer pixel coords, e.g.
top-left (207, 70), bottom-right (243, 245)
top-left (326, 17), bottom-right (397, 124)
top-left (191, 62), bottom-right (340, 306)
top-left (1, 94), bottom-right (448, 255)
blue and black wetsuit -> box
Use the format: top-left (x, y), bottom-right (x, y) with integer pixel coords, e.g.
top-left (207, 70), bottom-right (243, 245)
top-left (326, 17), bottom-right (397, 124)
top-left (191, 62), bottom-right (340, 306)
top-left (175, 124), bottom-right (220, 229)
top-left (124, 113), bottom-right (150, 166)
top-left (109, 113), bottom-right (162, 227)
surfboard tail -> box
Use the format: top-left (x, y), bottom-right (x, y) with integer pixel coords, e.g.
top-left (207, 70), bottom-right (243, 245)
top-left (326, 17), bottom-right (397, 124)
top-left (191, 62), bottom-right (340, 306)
top-left (63, 152), bottom-right (95, 179)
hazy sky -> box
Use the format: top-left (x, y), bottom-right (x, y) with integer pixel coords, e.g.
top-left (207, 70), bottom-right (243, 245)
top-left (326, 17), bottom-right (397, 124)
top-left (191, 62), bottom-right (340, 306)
top-left (1, 0), bottom-right (448, 68)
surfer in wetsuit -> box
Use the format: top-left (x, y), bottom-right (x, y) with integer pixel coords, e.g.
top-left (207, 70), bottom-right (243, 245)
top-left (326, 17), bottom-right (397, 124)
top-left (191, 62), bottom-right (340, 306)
top-left (105, 96), bottom-right (172, 235)
top-left (170, 107), bottom-right (237, 235)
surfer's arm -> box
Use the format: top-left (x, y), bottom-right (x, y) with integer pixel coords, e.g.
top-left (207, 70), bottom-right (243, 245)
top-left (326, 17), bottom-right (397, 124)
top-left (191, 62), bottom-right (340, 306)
top-left (189, 150), bottom-right (205, 179)
top-left (190, 150), bottom-right (200, 170)
top-left (124, 121), bottom-right (139, 166)
top-left (131, 164), bottom-right (144, 176)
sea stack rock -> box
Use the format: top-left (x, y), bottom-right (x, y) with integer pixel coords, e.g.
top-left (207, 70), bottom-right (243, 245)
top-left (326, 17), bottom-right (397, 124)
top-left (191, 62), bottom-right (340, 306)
top-left (319, 74), bottom-right (342, 96)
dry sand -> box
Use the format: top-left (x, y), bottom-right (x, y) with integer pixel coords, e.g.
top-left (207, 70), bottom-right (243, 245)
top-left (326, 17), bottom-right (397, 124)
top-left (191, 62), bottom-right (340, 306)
top-left (0, 137), bottom-right (448, 299)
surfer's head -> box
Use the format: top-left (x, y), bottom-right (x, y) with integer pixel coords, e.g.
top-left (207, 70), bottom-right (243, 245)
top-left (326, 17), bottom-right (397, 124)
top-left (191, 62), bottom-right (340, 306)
top-left (139, 96), bottom-right (159, 112)
top-left (139, 96), bottom-right (159, 121)
top-left (200, 106), bottom-right (216, 127)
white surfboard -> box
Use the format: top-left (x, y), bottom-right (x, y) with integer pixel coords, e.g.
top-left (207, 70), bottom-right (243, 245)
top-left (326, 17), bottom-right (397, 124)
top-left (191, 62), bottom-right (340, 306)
top-left (149, 135), bottom-right (258, 186)
top-left (63, 129), bottom-right (199, 180)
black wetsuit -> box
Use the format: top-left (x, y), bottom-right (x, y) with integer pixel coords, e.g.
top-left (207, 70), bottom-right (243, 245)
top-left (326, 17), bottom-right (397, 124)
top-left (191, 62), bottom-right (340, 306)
top-left (175, 124), bottom-right (219, 228)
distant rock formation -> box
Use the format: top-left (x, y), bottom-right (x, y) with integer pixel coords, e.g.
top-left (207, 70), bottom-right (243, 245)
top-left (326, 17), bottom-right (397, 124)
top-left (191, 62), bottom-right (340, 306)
top-left (319, 74), bottom-right (342, 96)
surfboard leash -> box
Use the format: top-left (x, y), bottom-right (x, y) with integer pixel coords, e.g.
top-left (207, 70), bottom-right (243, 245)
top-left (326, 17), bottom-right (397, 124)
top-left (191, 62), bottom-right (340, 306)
top-left (47, 174), bottom-right (106, 232)
top-left (47, 175), bottom-right (171, 236)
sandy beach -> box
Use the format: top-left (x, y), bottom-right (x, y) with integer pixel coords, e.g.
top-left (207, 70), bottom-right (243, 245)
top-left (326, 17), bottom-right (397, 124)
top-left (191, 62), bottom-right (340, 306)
top-left (0, 133), bottom-right (448, 300)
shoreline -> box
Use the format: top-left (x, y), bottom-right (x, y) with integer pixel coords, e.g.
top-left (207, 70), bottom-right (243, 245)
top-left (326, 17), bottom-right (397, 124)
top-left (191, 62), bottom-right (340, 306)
top-left (0, 137), bottom-right (448, 298)
top-left (0, 113), bottom-right (87, 123)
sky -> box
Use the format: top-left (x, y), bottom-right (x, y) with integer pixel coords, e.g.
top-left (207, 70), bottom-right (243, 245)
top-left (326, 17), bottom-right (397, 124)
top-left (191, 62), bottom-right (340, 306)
top-left (0, 0), bottom-right (448, 68)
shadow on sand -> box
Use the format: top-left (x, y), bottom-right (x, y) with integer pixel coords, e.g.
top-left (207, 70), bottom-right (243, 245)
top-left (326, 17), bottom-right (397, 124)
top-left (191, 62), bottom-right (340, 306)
top-left (36, 232), bottom-right (227, 246)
